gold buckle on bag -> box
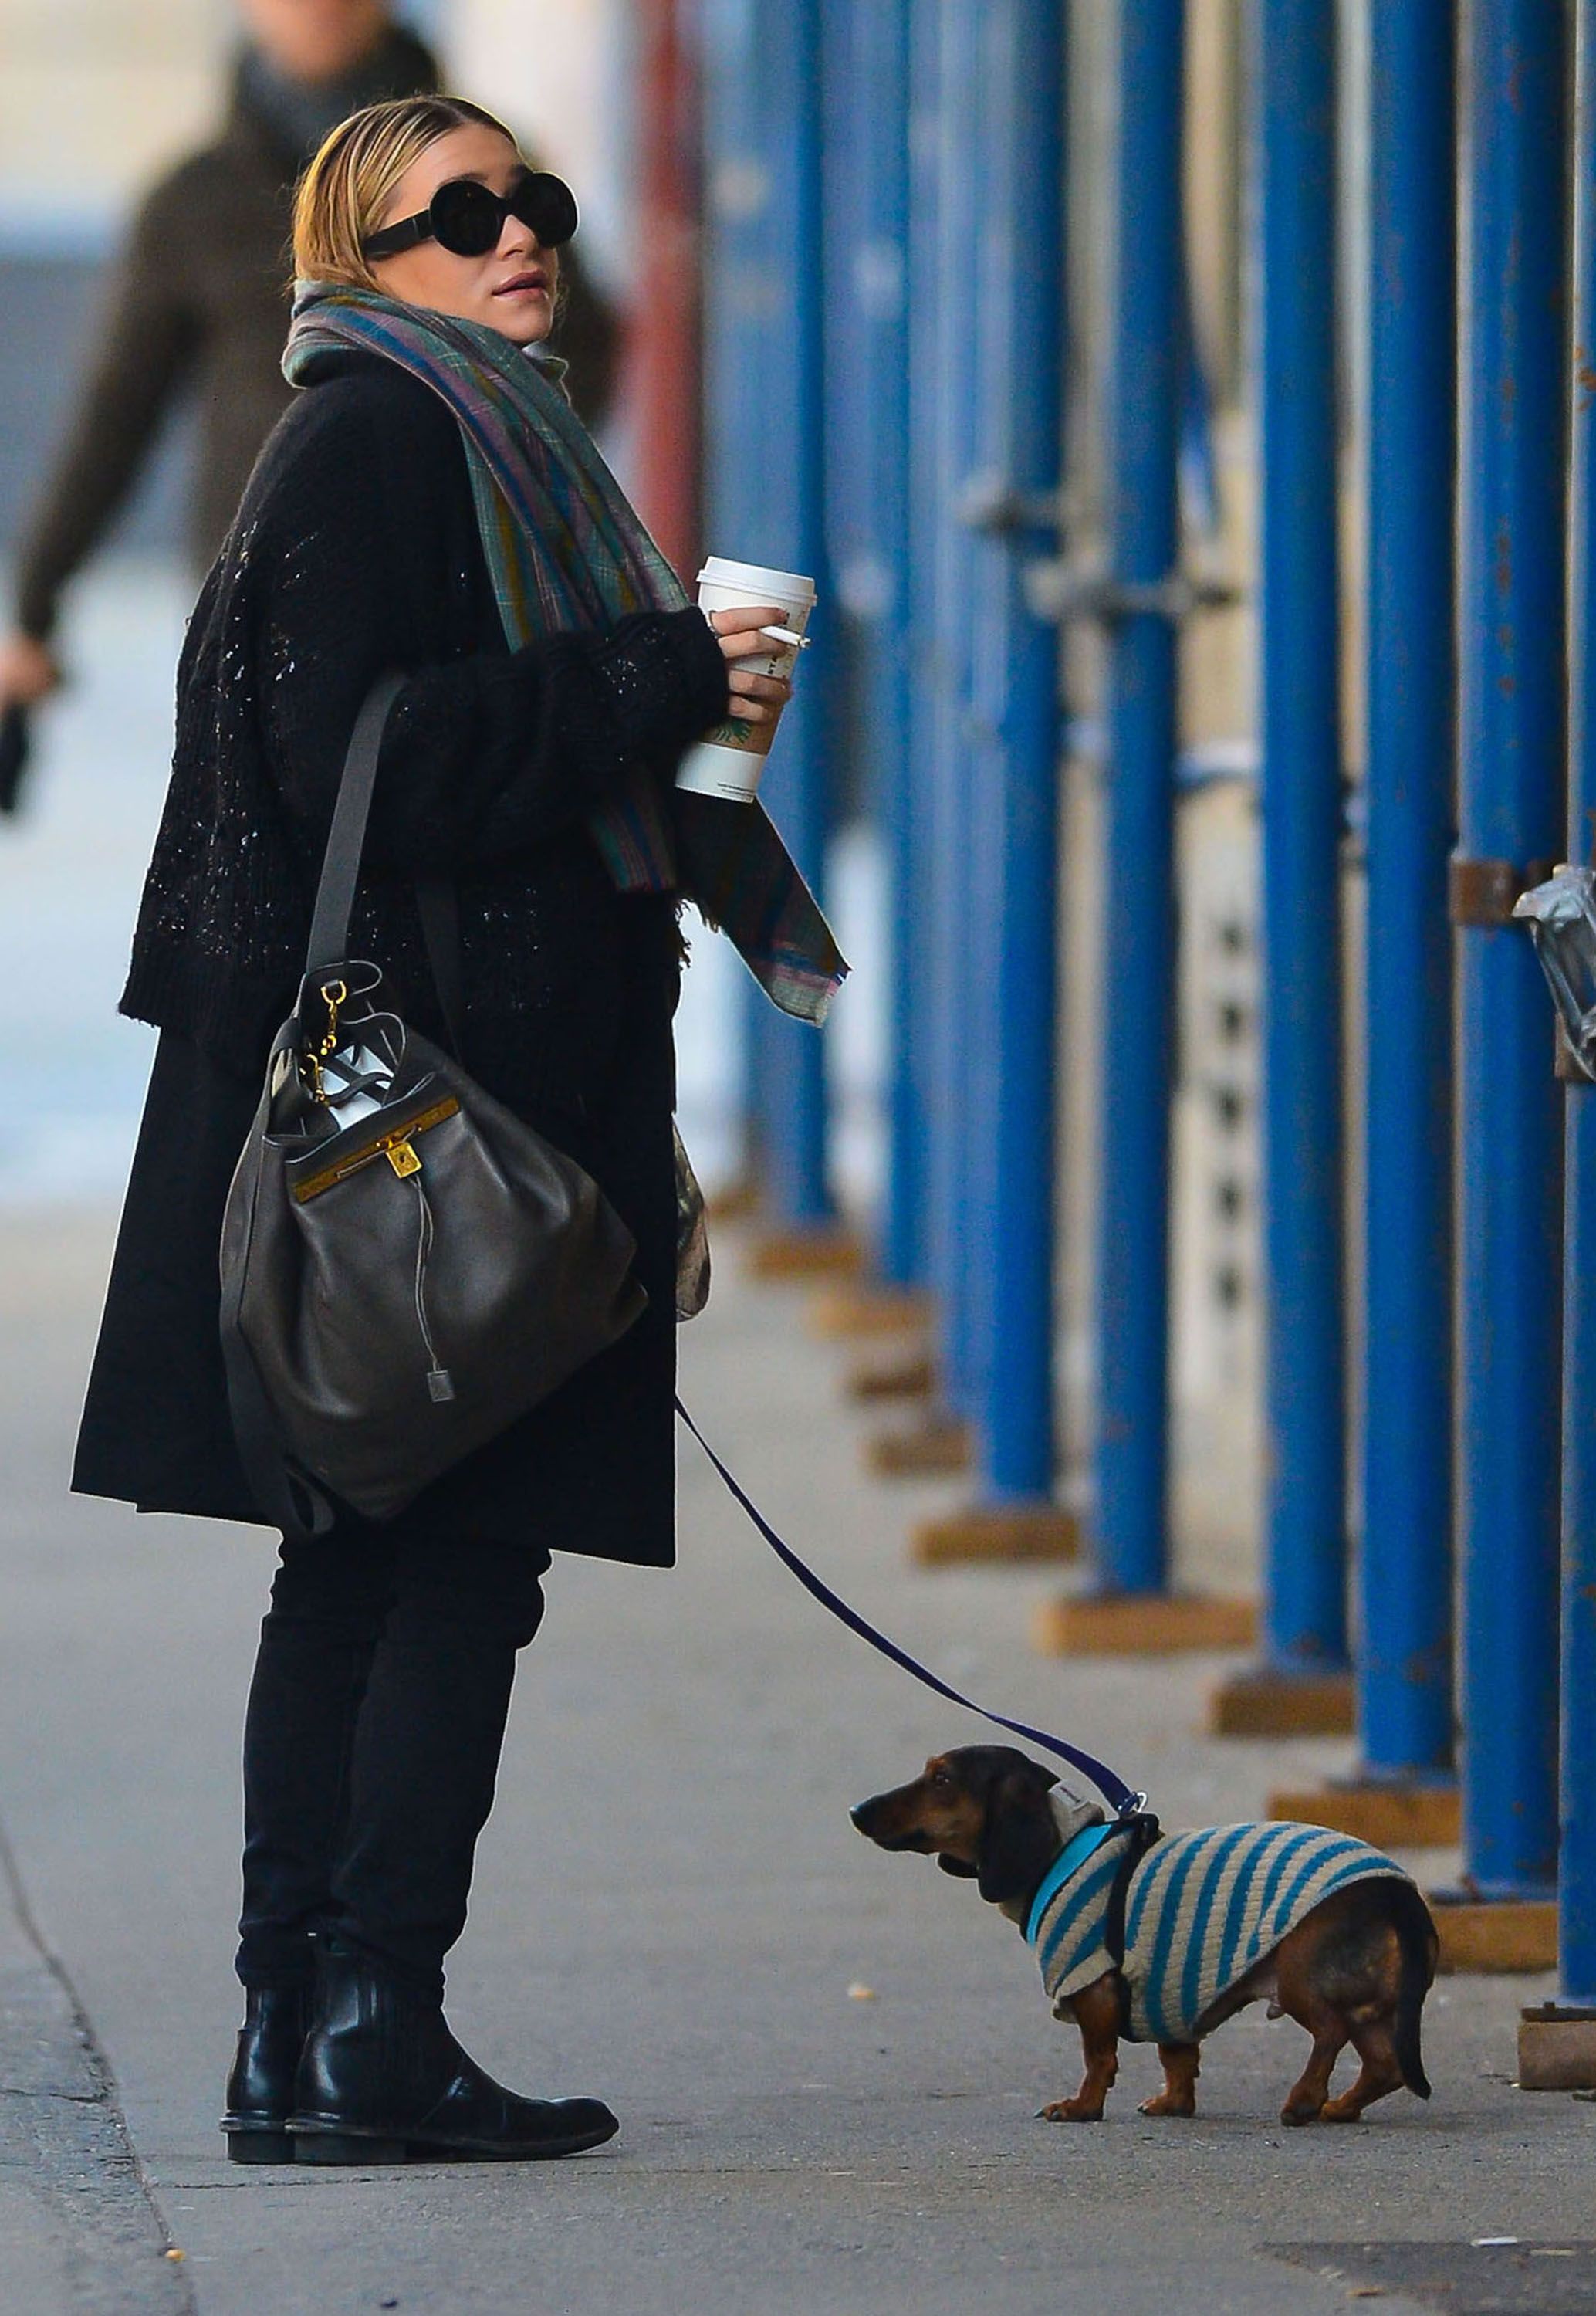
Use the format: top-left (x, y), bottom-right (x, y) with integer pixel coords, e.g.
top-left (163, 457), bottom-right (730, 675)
top-left (291, 1097), bottom-right (460, 1203)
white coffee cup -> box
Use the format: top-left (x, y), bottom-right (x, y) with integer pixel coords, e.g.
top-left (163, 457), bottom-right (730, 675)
top-left (676, 556), bottom-right (817, 803)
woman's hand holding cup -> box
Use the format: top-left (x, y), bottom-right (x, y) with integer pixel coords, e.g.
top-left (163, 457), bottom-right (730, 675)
top-left (708, 605), bottom-right (794, 728)
top-left (679, 560), bottom-right (816, 802)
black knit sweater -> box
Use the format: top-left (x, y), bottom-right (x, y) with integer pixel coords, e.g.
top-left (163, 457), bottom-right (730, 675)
top-left (121, 352), bottom-right (728, 1106)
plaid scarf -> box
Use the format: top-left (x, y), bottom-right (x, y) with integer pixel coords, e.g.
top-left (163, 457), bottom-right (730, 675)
top-left (282, 283), bottom-right (845, 1023)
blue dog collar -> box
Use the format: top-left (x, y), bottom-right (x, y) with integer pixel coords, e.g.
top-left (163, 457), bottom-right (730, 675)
top-left (1025, 1820), bottom-right (1117, 1949)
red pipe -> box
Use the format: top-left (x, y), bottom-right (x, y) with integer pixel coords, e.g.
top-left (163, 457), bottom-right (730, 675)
top-left (624, 0), bottom-right (702, 582)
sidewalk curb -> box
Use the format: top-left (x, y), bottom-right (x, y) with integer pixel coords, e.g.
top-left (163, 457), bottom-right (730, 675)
top-left (0, 1813), bottom-right (195, 2316)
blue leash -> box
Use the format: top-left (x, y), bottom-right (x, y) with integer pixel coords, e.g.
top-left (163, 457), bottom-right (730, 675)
top-left (676, 1399), bottom-right (1145, 1820)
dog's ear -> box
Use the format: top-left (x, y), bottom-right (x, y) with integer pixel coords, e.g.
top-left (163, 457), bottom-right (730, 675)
top-left (976, 1767), bottom-right (1057, 1905)
top-left (937, 1853), bottom-right (979, 1879)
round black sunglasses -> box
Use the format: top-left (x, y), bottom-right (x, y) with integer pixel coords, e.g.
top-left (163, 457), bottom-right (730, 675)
top-left (363, 170), bottom-right (579, 262)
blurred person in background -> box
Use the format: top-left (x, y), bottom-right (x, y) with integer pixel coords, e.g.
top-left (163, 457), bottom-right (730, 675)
top-left (0, 0), bottom-right (620, 730)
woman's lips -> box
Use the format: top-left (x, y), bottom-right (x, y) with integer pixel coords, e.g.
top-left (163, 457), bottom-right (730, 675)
top-left (494, 273), bottom-right (549, 296)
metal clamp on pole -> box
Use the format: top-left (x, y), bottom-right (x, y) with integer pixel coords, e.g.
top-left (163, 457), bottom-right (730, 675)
top-left (1447, 854), bottom-right (1559, 926)
top-left (1554, 1017), bottom-right (1593, 1085)
top-left (1022, 557), bottom-right (1241, 625)
top-left (952, 468), bottom-right (1067, 537)
top-left (954, 468), bottom-right (1242, 623)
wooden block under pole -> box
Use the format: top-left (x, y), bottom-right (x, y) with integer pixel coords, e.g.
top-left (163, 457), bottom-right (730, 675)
top-left (705, 1177), bottom-right (761, 1221)
top-left (1207, 1665), bottom-right (1356, 1738)
top-left (913, 1505), bottom-right (1079, 1566)
top-left (1518, 2006), bottom-right (1596, 2089)
top-left (845, 1348), bottom-right (936, 1402)
top-left (865, 1417), bottom-right (972, 1478)
top-left (744, 1225), bottom-right (865, 1281)
top-left (1266, 1783), bottom-right (1461, 1848)
top-left (808, 1282), bottom-right (935, 1339)
top-left (1033, 1593), bottom-right (1255, 1657)
top-left (1429, 1898), bottom-right (1558, 1976)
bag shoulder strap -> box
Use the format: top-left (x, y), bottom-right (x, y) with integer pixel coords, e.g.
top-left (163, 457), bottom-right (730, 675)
top-left (305, 671), bottom-right (407, 974)
top-left (303, 674), bottom-right (466, 1057)
top-left (414, 876), bottom-right (466, 1055)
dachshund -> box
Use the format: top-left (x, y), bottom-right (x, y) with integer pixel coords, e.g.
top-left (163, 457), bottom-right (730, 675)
top-left (851, 1745), bottom-right (1439, 2127)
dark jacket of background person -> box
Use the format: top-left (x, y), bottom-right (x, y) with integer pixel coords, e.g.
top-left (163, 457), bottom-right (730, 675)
top-left (73, 354), bottom-right (726, 1567)
top-left (13, 29), bottom-right (620, 642)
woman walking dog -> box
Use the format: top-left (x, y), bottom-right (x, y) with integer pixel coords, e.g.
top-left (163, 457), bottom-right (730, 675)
top-left (73, 94), bottom-right (842, 2165)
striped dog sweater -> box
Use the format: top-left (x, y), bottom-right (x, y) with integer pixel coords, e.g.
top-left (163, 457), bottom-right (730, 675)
top-left (1026, 1820), bottom-right (1412, 2046)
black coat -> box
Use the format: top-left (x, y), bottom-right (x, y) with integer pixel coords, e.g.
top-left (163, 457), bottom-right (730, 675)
top-left (73, 354), bottom-right (728, 1568)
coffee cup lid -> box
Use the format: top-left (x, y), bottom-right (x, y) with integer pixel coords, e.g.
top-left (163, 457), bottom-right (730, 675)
top-left (697, 555), bottom-right (817, 605)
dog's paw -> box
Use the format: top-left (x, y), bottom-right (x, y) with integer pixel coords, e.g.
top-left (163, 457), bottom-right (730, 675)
top-left (1137, 2093), bottom-right (1196, 2118)
top-left (1279, 2098), bottom-right (1323, 2128)
top-left (1037, 2098), bottom-right (1104, 2123)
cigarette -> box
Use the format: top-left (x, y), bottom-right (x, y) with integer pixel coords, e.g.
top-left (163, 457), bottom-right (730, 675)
top-left (759, 624), bottom-right (811, 649)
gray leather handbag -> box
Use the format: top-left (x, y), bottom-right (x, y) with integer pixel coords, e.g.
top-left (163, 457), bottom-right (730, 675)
top-left (219, 673), bottom-right (646, 1536)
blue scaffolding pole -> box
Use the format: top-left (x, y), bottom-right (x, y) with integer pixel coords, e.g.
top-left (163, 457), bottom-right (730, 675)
top-left (1453, 0), bottom-right (1567, 1901)
top-left (729, 0), bottom-right (834, 1230)
top-left (827, 0), bottom-right (921, 1289)
top-left (904, 6), bottom-right (943, 1315)
top-left (1253, 0), bottom-right (1349, 1672)
top-left (1091, 0), bottom-right (1185, 1591)
top-left (958, 0), bottom-right (1066, 1502)
top-left (902, 7), bottom-right (952, 1372)
top-left (921, 0), bottom-right (985, 1422)
top-left (1356, 2), bottom-right (1456, 1777)
top-left (698, 0), bottom-right (768, 1187)
top-left (1557, 0), bottom-right (1596, 2003)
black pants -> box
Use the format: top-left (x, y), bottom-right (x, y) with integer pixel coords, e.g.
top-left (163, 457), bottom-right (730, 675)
top-left (237, 1508), bottom-right (551, 2002)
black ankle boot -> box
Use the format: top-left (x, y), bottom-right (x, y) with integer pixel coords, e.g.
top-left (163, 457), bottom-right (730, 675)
top-left (287, 1951), bottom-right (618, 2164)
top-left (221, 1984), bottom-right (314, 2162)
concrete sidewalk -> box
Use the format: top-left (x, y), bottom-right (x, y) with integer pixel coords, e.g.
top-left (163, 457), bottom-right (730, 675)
top-left (0, 1201), bottom-right (1588, 2315)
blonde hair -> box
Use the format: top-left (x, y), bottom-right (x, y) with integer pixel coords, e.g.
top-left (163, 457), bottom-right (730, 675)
top-left (292, 95), bottom-right (521, 290)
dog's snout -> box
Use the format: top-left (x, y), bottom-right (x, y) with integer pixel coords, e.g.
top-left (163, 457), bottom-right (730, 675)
top-left (851, 1780), bottom-right (947, 1854)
